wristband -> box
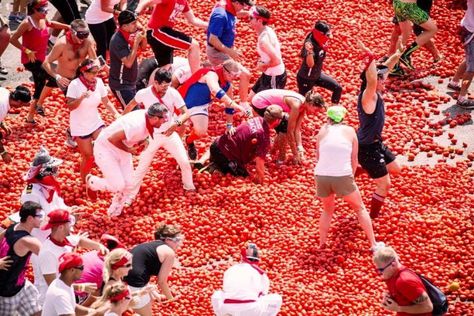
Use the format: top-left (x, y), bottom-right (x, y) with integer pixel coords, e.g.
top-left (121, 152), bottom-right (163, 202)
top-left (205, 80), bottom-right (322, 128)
top-left (224, 107), bottom-right (235, 115)
top-left (215, 89), bottom-right (226, 100)
top-left (55, 74), bottom-right (62, 81)
top-left (297, 145), bottom-right (304, 152)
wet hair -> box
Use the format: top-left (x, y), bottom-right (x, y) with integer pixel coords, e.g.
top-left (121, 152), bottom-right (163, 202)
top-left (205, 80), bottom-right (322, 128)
top-left (71, 19), bottom-right (88, 31)
top-left (154, 69), bottom-right (172, 84)
top-left (254, 6), bottom-right (271, 25)
top-left (10, 86), bottom-right (32, 103)
top-left (75, 58), bottom-right (98, 78)
top-left (304, 90), bottom-right (325, 107)
top-left (314, 20), bottom-right (330, 35)
top-left (222, 59), bottom-right (240, 74)
top-left (19, 201), bottom-right (42, 223)
top-left (103, 248), bottom-right (132, 284)
top-left (154, 223), bottom-right (181, 240)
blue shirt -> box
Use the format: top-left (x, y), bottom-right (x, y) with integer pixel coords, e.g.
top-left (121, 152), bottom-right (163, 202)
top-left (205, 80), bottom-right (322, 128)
top-left (184, 81), bottom-right (230, 108)
top-left (206, 6), bottom-right (236, 48)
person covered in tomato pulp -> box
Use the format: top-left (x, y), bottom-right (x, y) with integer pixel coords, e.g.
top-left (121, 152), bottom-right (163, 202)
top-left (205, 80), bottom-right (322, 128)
top-left (373, 246), bottom-right (433, 315)
top-left (211, 243), bottom-right (282, 316)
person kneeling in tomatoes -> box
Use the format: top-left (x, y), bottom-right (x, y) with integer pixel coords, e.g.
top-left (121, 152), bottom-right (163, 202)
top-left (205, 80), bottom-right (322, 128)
top-left (193, 105), bottom-right (283, 184)
top-left (211, 243), bottom-right (282, 316)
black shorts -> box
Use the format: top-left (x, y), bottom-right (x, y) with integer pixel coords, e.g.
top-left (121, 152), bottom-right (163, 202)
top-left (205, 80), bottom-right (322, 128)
top-left (251, 70), bottom-right (287, 93)
top-left (210, 140), bottom-right (249, 177)
top-left (358, 141), bottom-right (396, 179)
top-left (251, 105), bottom-right (288, 133)
top-left (147, 27), bottom-right (192, 67)
top-left (45, 77), bottom-right (69, 95)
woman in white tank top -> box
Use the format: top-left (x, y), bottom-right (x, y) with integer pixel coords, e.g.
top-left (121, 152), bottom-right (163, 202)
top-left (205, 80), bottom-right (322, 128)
top-left (247, 6), bottom-right (287, 100)
top-left (314, 106), bottom-right (384, 252)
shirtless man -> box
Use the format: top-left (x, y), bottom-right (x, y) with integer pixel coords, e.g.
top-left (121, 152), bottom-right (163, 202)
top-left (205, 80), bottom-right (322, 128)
top-left (42, 19), bottom-right (96, 147)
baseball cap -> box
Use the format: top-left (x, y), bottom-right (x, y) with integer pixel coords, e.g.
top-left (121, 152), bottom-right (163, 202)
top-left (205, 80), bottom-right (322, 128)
top-left (58, 252), bottom-right (83, 273)
top-left (41, 209), bottom-right (75, 230)
top-left (101, 234), bottom-right (124, 250)
top-left (118, 10), bottom-right (137, 26)
top-left (327, 106), bottom-right (347, 123)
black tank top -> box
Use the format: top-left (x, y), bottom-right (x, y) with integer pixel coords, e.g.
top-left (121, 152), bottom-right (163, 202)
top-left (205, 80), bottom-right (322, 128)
top-left (0, 225), bottom-right (32, 297)
top-left (357, 91), bottom-right (385, 145)
top-left (124, 240), bottom-right (165, 287)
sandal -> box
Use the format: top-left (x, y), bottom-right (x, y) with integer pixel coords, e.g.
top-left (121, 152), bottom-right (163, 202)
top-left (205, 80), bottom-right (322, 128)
top-left (25, 118), bottom-right (37, 124)
top-left (35, 105), bottom-right (45, 116)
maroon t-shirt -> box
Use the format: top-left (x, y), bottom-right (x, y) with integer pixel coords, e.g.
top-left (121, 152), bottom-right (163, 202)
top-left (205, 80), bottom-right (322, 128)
top-left (217, 117), bottom-right (270, 166)
top-left (385, 266), bottom-right (431, 316)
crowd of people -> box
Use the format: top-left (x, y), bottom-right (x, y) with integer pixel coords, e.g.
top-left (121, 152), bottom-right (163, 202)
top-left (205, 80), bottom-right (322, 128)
top-left (0, 0), bottom-right (472, 314)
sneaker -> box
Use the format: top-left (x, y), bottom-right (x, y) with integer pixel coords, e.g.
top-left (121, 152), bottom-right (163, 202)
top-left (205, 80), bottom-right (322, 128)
top-left (107, 193), bottom-right (124, 217)
top-left (457, 98), bottom-right (474, 109)
top-left (389, 66), bottom-right (405, 77)
top-left (187, 140), bottom-right (197, 160)
top-left (65, 129), bottom-right (77, 148)
top-left (399, 54), bottom-right (414, 70)
top-left (371, 241), bottom-right (386, 253)
top-left (122, 194), bottom-right (134, 207)
top-left (447, 82), bottom-right (461, 91)
top-left (84, 175), bottom-right (98, 200)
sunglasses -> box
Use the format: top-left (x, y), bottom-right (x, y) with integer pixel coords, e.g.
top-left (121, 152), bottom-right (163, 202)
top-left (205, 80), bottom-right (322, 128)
top-left (74, 30), bottom-right (90, 40)
top-left (75, 265), bottom-right (85, 271)
top-left (36, 7), bottom-right (49, 14)
top-left (86, 70), bottom-right (99, 75)
top-left (124, 263), bottom-right (132, 268)
top-left (35, 213), bottom-right (45, 219)
top-left (376, 259), bottom-right (395, 274)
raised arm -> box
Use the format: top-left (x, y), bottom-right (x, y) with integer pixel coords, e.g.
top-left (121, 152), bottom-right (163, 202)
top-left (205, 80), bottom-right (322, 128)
top-left (183, 9), bottom-right (208, 29)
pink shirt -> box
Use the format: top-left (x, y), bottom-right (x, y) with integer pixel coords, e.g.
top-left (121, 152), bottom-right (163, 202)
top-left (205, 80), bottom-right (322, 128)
top-left (21, 17), bottom-right (49, 64)
top-left (76, 251), bottom-right (104, 289)
top-left (251, 89), bottom-right (304, 113)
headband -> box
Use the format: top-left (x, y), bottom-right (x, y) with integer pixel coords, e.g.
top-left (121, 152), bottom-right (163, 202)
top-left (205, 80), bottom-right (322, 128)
top-left (111, 255), bottom-right (129, 270)
top-left (34, 0), bottom-right (48, 9)
top-left (109, 288), bottom-right (130, 302)
top-left (250, 7), bottom-right (270, 24)
top-left (80, 62), bottom-right (99, 73)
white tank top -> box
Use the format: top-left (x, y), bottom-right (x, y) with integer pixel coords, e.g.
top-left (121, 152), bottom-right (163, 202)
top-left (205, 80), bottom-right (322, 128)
top-left (256, 26), bottom-right (285, 76)
top-left (314, 125), bottom-right (353, 177)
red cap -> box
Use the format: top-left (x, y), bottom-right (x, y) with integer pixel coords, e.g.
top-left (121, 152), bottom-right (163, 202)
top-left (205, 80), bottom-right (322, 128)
top-left (58, 252), bottom-right (83, 273)
top-left (41, 209), bottom-right (73, 230)
top-left (100, 234), bottom-right (124, 250)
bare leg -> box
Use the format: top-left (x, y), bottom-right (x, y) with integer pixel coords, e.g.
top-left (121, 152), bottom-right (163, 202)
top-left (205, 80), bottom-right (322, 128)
top-left (188, 39), bottom-right (201, 74)
top-left (76, 137), bottom-right (94, 183)
top-left (318, 194), bottom-right (336, 247)
top-left (415, 18), bottom-right (437, 46)
top-left (453, 60), bottom-right (467, 83)
top-left (343, 189), bottom-right (377, 247)
top-left (388, 24), bottom-right (401, 56)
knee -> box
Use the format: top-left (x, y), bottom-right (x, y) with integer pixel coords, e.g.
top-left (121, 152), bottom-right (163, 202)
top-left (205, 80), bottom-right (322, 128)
top-left (110, 180), bottom-right (126, 193)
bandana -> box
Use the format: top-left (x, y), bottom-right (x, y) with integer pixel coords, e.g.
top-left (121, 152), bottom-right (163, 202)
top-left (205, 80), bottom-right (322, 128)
top-left (65, 31), bottom-right (83, 51)
top-left (79, 74), bottom-right (96, 92)
top-left (151, 85), bottom-right (165, 103)
top-left (311, 29), bottom-right (329, 50)
top-left (49, 235), bottom-right (72, 247)
top-left (109, 288), bottom-right (130, 302)
top-left (111, 255), bottom-right (129, 270)
top-left (240, 249), bottom-right (265, 275)
top-left (119, 29), bottom-right (135, 48)
top-left (27, 175), bottom-right (61, 203)
top-left (250, 6), bottom-right (271, 24)
top-left (216, 0), bottom-right (236, 16)
top-left (145, 114), bottom-right (155, 139)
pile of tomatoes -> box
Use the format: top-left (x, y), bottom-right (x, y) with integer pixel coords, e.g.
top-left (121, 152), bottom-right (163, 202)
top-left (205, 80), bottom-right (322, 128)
top-left (1, 0), bottom-right (473, 314)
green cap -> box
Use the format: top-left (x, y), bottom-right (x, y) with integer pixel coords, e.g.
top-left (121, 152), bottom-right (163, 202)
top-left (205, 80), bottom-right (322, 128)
top-left (327, 106), bottom-right (347, 123)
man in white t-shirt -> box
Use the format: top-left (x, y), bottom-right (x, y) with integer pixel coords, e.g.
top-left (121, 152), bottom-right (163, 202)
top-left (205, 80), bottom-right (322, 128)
top-left (36, 209), bottom-right (107, 305)
top-left (42, 252), bottom-right (95, 316)
top-left (123, 69), bottom-right (195, 205)
top-left (0, 86), bottom-right (32, 163)
top-left (211, 243), bottom-right (282, 316)
top-left (247, 6), bottom-right (286, 101)
top-left (86, 103), bottom-right (170, 216)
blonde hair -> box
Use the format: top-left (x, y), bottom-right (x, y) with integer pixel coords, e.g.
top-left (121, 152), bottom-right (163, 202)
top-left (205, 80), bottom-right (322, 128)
top-left (103, 248), bottom-right (132, 284)
top-left (222, 59), bottom-right (240, 73)
top-left (373, 246), bottom-right (397, 264)
top-left (91, 282), bottom-right (128, 309)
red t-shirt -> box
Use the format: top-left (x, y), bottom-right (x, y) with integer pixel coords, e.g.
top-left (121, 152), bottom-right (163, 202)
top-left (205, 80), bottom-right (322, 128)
top-left (385, 266), bottom-right (431, 316)
top-left (148, 0), bottom-right (190, 29)
top-left (217, 117), bottom-right (271, 166)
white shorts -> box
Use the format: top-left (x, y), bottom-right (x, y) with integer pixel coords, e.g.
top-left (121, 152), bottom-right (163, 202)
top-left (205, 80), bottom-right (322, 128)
top-left (187, 104), bottom-right (210, 117)
top-left (128, 285), bottom-right (151, 310)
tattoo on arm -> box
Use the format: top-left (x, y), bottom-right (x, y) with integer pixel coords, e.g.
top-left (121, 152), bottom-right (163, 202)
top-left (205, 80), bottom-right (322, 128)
top-left (413, 293), bottom-right (429, 304)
